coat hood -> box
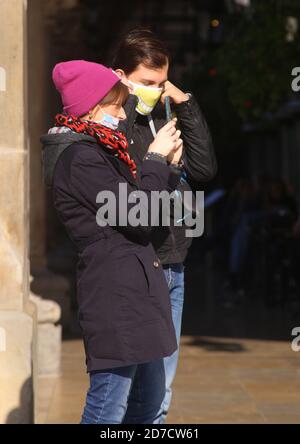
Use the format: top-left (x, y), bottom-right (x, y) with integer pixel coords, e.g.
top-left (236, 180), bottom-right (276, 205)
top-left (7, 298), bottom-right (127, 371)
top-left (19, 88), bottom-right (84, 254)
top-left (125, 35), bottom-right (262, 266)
top-left (40, 131), bottom-right (95, 188)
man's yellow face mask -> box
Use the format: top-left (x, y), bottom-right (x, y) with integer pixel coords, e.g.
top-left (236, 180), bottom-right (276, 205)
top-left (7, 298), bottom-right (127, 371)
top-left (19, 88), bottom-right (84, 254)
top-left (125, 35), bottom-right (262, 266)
top-left (128, 80), bottom-right (163, 115)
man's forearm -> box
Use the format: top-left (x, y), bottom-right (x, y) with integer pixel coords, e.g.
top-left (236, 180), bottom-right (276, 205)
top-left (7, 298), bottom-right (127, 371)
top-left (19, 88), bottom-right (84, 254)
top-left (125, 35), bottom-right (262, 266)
top-left (174, 93), bottom-right (217, 182)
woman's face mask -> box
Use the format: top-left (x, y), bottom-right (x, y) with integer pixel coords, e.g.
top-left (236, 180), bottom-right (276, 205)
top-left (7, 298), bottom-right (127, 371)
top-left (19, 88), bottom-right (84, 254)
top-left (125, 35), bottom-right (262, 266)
top-left (97, 108), bottom-right (120, 130)
top-left (89, 106), bottom-right (120, 130)
top-left (128, 80), bottom-right (163, 116)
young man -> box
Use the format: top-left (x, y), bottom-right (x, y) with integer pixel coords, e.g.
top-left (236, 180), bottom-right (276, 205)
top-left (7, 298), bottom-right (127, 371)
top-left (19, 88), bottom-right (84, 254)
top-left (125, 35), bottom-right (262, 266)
top-left (112, 28), bottom-right (217, 423)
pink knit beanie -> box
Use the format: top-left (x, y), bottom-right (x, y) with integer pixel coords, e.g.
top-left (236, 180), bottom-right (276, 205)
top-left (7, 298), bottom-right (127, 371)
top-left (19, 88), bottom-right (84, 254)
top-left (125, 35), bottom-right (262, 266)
top-left (52, 60), bottom-right (120, 117)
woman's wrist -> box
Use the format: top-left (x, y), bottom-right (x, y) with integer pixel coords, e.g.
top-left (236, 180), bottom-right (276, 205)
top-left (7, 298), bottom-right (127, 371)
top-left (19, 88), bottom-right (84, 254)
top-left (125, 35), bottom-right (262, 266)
top-left (168, 157), bottom-right (184, 172)
top-left (170, 156), bottom-right (184, 167)
top-left (143, 151), bottom-right (168, 164)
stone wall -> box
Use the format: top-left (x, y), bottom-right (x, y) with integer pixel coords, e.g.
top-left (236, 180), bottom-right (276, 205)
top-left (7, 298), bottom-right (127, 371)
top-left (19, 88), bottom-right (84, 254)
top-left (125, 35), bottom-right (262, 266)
top-left (0, 0), bottom-right (37, 424)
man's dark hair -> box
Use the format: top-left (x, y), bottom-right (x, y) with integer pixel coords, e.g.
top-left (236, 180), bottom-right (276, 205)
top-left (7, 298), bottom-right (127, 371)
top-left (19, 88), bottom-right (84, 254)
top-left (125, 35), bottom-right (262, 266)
top-left (112, 28), bottom-right (170, 74)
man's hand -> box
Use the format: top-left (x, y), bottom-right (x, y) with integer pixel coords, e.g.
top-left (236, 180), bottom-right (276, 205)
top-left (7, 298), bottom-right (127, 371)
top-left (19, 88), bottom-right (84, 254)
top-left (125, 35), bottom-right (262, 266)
top-left (161, 81), bottom-right (189, 105)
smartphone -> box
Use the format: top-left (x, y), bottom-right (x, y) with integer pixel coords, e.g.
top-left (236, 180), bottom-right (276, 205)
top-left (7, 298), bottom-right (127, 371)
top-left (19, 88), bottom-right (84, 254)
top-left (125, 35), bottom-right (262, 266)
top-left (165, 96), bottom-right (172, 122)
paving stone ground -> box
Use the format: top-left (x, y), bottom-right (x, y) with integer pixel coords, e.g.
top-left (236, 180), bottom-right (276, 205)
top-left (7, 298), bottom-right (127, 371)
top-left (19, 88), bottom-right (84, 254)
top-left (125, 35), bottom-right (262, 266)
top-left (37, 335), bottom-right (300, 424)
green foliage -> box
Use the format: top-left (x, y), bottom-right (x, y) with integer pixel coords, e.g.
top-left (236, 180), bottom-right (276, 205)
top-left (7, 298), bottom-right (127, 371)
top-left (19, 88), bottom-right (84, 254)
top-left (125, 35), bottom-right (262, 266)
top-left (216, 0), bottom-right (300, 121)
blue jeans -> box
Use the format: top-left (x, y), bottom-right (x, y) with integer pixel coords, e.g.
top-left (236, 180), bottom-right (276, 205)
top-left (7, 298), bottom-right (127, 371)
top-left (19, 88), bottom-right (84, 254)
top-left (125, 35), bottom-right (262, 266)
top-left (159, 263), bottom-right (185, 423)
top-left (81, 359), bottom-right (166, 424)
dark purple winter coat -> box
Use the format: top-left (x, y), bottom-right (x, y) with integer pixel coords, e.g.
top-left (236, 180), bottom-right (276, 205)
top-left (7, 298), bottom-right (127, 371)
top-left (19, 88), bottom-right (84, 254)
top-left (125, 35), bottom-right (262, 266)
top-left (41, 133), bottom-right (180, 372)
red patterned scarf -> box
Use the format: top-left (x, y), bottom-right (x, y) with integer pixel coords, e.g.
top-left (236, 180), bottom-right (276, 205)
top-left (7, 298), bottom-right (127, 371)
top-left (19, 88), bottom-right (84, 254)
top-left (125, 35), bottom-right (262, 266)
top-left (55, 114), bottom-right (137, 179)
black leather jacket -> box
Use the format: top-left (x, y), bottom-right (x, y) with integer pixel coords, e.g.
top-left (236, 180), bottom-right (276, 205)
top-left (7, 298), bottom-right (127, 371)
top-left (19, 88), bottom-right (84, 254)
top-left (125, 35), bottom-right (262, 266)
top-left (119, 93), bottom-right (217, 265)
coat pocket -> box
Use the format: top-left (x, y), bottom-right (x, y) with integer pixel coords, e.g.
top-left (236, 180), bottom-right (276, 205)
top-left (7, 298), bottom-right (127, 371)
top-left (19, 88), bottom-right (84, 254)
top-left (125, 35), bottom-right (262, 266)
top-left (110, 251), bottom-right (161, 326)
top-left (133, 250), bottom-right (167, 300)
top-left (133, 252), bottom-right (150, 291)
top-left (111, 252), bottom-right (149, 296)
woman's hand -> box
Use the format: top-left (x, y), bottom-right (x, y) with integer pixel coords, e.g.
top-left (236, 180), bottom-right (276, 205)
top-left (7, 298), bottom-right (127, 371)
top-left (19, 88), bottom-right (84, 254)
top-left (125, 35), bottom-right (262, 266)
top-left (148, 118), bottom-right (183, 157)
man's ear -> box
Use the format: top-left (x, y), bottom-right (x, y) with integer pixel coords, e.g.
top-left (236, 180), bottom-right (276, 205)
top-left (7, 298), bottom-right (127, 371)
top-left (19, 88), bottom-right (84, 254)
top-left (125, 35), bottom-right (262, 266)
top-left (115, 69), bottom-right (126, 82)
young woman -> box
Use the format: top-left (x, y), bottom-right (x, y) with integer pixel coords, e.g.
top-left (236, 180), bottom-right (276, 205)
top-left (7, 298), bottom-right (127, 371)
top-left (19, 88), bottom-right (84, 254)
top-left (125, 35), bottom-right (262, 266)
top-left (41, 60), bottom-right (183, 424)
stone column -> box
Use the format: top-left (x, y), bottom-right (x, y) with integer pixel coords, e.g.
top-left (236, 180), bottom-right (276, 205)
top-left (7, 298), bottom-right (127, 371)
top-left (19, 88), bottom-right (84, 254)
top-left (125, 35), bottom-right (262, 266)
top-left (0, 0), bottom-right (37, 424)
top-left (28, 0), bottom-right (48, 273)
top-left (27, 0), bottom-right (64, 377)
top-left (28, 0), bottom-right (70, 331)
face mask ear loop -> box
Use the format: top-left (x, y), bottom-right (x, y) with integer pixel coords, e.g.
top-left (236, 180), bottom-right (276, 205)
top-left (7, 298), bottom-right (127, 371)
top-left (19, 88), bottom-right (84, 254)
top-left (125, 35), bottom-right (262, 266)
top-left (128, 80), bottom-right (163, 92)
top-left (98, 105), bottom-right (105, 118)
top-left (148, 115), bottom-right (157, 139)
